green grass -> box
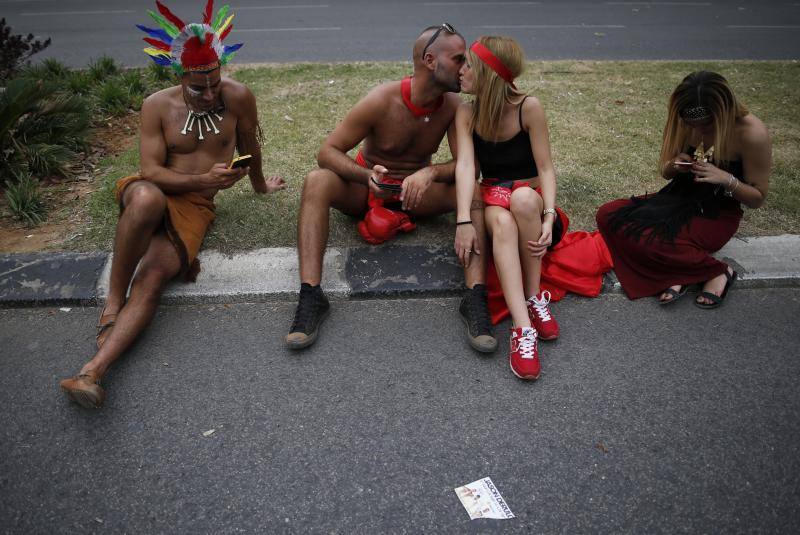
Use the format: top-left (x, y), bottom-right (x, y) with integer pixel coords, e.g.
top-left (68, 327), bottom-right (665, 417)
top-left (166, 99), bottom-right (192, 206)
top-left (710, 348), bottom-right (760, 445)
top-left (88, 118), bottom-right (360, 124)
top-left (77, 60), bottom-right (800, 253)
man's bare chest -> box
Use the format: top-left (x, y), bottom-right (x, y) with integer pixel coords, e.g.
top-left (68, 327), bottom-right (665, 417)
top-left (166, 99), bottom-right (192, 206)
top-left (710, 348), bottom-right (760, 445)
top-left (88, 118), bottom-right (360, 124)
top-left (371, 109), bottom-right (449, 157)
top-left (163, 106), bottom-right (237, 155)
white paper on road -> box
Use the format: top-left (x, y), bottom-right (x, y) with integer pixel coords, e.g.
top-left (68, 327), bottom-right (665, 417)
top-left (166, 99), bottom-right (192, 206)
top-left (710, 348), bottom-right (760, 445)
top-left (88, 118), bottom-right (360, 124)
top-left (454, 477), bottom-right (515, 520)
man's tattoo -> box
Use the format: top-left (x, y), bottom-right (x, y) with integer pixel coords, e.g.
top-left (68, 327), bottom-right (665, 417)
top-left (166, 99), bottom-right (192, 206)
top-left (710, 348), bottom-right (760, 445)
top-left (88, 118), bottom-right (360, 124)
top-left (470, 199), bottom-right (485, 211)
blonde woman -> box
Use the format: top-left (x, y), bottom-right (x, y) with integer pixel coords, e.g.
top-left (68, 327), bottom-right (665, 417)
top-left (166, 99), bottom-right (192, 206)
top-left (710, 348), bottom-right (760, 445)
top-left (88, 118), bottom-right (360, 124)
top-left (454, 36), bottom-right (564, 380)
top-left (596, 71), bottom-right (771, 307)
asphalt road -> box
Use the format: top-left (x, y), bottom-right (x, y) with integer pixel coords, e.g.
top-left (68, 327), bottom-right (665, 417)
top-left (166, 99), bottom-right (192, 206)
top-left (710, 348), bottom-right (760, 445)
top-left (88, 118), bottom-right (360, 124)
top-left (1, 288), bottom-right (799, 532)
top-left (3, 0), bottom-right (799, 68)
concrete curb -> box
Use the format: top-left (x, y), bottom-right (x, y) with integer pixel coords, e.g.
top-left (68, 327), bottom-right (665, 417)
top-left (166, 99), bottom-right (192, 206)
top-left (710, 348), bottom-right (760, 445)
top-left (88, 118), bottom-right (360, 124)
top-left (1, 235), bottom-right (799, 307)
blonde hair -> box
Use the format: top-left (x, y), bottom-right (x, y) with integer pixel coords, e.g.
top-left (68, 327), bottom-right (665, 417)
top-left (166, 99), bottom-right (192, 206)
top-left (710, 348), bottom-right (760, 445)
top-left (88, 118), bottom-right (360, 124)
top-left (467, 36), bottom-right (526, 140)
top-left (660, 71), bottom-right (748, 170)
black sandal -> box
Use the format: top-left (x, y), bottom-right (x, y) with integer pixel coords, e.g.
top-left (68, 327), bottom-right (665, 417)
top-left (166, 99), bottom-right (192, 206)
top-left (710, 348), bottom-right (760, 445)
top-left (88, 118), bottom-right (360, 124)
top-left (695, 269), bottom-right (737, 309)
top-left (658, 285), bottom-right (687, 306)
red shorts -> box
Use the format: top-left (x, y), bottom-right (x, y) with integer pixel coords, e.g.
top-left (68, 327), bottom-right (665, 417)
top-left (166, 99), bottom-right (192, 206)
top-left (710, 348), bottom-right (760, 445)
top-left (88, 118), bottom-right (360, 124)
top-left (480, 178), bottom-right (567, 249)
top-left (480, 179), bottom-right (531, 208)
top-left (355, 151), bottom-right (404, 204)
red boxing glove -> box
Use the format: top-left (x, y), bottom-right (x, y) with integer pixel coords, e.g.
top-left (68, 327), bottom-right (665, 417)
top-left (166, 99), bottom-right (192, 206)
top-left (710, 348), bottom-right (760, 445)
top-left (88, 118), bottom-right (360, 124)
top-left (357, 206), bottom-right (416, 245)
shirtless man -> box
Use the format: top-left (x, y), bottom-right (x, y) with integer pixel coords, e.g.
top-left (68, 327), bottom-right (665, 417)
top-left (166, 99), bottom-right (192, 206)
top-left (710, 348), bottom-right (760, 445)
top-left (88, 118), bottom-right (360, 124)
top-left (59, 2), bottom-right (285, 408)
top-left (286, 24), bottom-right (497, 353)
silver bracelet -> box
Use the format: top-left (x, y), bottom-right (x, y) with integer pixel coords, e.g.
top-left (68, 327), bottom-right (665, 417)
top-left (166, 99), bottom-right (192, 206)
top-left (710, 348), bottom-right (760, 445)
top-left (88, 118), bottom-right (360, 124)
top-left (542, 208), bottom-right (557, 217)
top-left (724, 174), bottom-right (740, 197)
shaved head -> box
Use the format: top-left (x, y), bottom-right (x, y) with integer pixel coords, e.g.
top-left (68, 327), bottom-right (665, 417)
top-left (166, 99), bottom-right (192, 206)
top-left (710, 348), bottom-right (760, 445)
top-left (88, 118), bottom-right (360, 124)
top-left (413, 25), bottom-right (465, 64)
top-left (413, 27), bottom-right (440, 61)
top-left (410, 25), bottom-right (466, 93)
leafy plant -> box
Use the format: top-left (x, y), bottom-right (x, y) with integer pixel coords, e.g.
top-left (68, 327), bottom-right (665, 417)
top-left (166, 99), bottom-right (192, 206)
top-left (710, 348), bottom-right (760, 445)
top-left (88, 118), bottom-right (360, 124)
top-left (66, 71), bottom-right (93, 95)
top-left (87, 55), bottom-right (118, 82)
top-left (4, 173), bottom-right (45, 225)
top-left (19, 58), bottom-right (69, 82)
top-left (0, 18), bottom-right (51, 81)
top-left (42, 58), bottom-right (68, 78)
top-left (95, 77), bottom-right (131, 116)
top-left (148, 63), bottom-right (174, 84)
top-left (121, 69), bottom-right (147, 96)
top-left (0, 77), bottom-right (90, 182)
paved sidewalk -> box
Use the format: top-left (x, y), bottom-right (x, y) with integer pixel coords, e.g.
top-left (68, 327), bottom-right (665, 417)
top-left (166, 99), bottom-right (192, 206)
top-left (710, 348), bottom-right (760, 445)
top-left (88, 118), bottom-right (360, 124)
top-left (1, 235), bottom-right (799, 307)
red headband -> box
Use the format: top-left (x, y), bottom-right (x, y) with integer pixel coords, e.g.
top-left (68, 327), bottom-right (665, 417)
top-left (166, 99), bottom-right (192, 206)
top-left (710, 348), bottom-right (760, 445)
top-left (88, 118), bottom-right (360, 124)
top-left (470, 41), bottom-right (517, 89)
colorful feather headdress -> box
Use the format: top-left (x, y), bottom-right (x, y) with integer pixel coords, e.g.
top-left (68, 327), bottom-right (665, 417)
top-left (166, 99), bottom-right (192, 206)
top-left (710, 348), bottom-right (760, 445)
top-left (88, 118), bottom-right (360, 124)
top-left (137, 0), bottom-right (243, 76)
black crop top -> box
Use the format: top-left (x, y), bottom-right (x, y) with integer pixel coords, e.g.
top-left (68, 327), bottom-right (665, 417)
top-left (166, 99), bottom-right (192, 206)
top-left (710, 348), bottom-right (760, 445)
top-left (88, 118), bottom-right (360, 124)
top-left (472, 96), bottom-right (538, 180)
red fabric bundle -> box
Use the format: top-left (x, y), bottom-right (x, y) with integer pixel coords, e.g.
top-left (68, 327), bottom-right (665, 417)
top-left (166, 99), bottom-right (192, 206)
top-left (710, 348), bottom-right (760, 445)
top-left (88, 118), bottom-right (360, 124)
top-left (486, 220), bottom-right (614, 325)
top-left (355, 151), bottom-right (416, 245)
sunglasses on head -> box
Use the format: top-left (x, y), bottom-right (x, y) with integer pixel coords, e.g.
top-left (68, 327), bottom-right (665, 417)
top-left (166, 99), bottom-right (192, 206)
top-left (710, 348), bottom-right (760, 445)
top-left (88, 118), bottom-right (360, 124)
top-left (422, 22), bottom-right (457, 58)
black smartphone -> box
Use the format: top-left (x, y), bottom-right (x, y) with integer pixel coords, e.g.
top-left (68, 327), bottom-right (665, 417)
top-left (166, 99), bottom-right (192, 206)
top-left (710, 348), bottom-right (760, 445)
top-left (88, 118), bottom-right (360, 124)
top-left (229, 154), bottom-right (253, 169)
top-left (371, 177), bottom-right (402, 192)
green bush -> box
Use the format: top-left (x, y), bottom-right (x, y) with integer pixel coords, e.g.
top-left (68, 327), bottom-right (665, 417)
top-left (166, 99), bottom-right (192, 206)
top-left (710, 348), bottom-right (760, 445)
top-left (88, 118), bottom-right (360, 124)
top-left (4, 173), bottom-right (45, 225)
top-left (148, 63), bottom-right (174, 84)
top-left (95, 77), bottom-right (132, 116)
top-left (87, 55), bottom-right (118, 82)
top-left (40, 58), bottom-right (68, 79)
top-left (66, 71), bottom-right (93, 95)
top-left (19, 58), bottom-right (68, 82)
top-left (0, 77), bottom-right (90, 182)
top-left (121, 70), bottom-right (147, 96)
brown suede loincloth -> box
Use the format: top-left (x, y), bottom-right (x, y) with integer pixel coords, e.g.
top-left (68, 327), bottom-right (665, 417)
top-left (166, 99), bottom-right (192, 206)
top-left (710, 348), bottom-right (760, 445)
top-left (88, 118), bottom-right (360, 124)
top-left (116, 175), bottom-right (215, 282)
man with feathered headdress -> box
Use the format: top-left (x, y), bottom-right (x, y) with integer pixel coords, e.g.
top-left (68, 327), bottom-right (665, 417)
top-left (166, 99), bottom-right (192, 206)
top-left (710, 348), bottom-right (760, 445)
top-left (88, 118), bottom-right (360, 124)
top-left (59, 0), bottom-right (285, 409)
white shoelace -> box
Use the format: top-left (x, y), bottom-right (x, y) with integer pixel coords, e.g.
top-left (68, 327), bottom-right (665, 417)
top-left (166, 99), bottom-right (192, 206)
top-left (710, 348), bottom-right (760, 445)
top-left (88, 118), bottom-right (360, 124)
top-left (529, 291), bottom-right (552, 322)
top-left (519, 328), bottom-right (537, 359)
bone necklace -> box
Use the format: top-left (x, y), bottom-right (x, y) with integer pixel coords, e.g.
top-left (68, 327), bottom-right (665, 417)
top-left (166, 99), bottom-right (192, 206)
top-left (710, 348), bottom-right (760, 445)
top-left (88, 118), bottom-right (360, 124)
top-left (180, 108), bottom-right (223, 141)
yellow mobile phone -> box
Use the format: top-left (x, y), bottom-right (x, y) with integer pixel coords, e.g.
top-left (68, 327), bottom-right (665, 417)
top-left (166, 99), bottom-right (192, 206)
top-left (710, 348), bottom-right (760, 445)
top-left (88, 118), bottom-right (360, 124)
top-left (229, 154), bottom-right (253, 169)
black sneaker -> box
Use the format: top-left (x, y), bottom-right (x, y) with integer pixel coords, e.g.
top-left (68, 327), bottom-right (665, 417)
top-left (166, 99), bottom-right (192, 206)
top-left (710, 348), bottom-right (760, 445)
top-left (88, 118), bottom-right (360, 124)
top-left (459, 284), bottom-right (498, 353)
top-left (285, 283), bottom-right (330, 349)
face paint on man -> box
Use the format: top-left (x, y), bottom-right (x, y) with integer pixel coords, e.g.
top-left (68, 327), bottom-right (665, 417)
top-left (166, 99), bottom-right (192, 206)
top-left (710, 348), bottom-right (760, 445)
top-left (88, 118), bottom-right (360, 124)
top-left (183, 70), bottom-right (222, 112)
top-left (185, 86), bottom-right (203, 98)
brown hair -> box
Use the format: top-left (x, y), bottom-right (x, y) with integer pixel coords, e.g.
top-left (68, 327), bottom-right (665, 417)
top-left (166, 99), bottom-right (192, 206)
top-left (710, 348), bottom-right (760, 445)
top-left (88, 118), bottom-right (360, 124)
top-left (466, 36), bottom-right (526, 140)
top-left (660, 71), bottom-right (748, 170)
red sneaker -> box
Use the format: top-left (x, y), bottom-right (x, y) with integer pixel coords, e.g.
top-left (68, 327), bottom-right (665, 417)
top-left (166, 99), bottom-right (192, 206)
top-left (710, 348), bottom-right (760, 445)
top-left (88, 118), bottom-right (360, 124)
top-left (509, 327), bottom-right (540, 380)
top-left (527, 290), bottom-right (559, 340)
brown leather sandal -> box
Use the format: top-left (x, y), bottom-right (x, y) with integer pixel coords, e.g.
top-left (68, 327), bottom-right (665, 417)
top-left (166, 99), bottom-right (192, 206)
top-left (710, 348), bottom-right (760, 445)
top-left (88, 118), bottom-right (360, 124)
top-left (96, 307), bottom-right (118, 349)
top-left (59, 372), bottom-right (105, 409)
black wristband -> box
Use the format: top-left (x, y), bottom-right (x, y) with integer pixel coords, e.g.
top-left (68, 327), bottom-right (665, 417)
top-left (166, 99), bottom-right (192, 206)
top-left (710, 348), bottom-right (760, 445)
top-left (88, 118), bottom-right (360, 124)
top-left (456, 220), bottom-right (473, 226)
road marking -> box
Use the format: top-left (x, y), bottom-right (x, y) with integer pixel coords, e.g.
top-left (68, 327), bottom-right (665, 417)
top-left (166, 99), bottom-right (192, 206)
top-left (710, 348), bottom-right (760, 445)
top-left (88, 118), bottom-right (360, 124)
top-left (727, 25), bottom-right (800, 28)
top-left (605, 1), bottom-right (711, 5)
top-left (424, 1), bottom-right (541, 5)
top-left (234, 27), bottom-right (341, 32)
top-left (21, 9), bottom-right (135, 16)
top-left (236, 4), bottom-right (329, 9)
top-left (482, 24), bottom-right (626, 28)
